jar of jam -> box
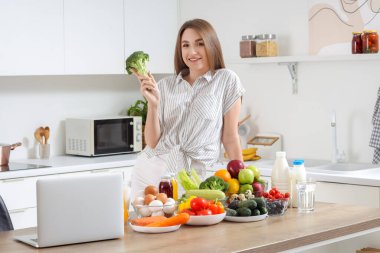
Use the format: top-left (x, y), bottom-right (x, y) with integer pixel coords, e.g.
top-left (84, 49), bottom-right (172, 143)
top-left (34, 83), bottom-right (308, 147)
top-left (351, 32), bottom-right (362, 54)
top-left (159, 175), bottom-right (173, 198)
top-left (240, 35), bottom-right (256, 58)
top-left (362, 30), bottom-right (379, 54)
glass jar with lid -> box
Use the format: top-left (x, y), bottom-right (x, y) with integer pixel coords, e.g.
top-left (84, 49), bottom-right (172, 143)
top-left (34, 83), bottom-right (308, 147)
top-left (159, 174), bottom-right (173, 198)
top-left (362, 30), bottom-right (379, 54)
top-left (351, 32), bottom-right (363, 54)
top-left (256, 34), bottom-right (278, 57)
top-left (239, 35), bottom-right (256, 58)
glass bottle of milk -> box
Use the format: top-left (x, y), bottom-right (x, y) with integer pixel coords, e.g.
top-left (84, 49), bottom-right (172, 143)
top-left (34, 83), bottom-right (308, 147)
top-left (271, 152), bottom-right (291, 194)
top-left (290, 160), bottom-right (307, 207)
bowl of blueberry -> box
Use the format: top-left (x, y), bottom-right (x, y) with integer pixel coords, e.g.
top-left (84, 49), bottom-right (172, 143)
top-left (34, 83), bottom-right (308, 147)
top-left (265, 198), bottom-right (289, 216)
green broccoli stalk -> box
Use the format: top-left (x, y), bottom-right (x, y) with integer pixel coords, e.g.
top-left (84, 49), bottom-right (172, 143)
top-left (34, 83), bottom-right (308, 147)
top-left (199, 176), bottom-right (229, 192)
top-left (125, 51), bottom-right (150, 75)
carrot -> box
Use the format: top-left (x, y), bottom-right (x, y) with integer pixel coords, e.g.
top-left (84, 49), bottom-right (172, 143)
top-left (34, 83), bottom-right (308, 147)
top-left (130, 216), bottom-right (167, 226)
top-left (146, 213), bottom-right (190, 227)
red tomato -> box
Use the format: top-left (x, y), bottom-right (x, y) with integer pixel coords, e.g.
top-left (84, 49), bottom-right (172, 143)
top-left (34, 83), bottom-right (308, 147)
top-left (284, 192), bottom-right (290, 198)
top-left (180, 209), bottom-right (196, 216)
top-left (216, 202), bottom-right (225, 214)
top-left (275, 193), bottom-right (283, 199)
top-left (196, 209), bottom-right (212, 216)
top-left (209, 204), bottom-right (219, 214)
top-left (262, 192), bottom-right (269, 198)
top-left (190, 197), bottom-right (208, 212)
top-left (269, 189), bottom-right (276, 196)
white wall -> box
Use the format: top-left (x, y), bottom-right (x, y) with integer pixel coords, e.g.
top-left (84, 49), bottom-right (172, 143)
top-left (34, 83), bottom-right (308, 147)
top-left (180, 0), bottom-right (379, 162)
top-left (0, 75), bottom-right (144, 160)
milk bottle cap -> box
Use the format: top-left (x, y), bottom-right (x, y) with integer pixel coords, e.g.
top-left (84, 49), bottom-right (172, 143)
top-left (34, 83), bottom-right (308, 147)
top-left (293, 160), bottom-right (304, 165)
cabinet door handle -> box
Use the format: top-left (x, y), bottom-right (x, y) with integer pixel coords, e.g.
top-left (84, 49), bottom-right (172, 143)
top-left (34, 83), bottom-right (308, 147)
top-left (1, 178), bottom-right (25, 183)
top-left (9, 208), bottom-right (29, 214)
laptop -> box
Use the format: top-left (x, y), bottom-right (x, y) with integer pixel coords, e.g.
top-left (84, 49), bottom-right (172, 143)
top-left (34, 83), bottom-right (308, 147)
top-left (14, 173), bottom-right (124, 248)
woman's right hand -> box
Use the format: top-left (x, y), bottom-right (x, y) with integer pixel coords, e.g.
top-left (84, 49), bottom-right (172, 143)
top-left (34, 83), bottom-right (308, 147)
top-left (133, 71), bottom-right (160, 108)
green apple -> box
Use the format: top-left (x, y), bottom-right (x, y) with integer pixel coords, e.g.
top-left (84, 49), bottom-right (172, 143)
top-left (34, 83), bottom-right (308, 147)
top-left (239, 184), bottom-right (253, 194)
top-left (246, 165), bottom-right (261, 181)
top-left (238, 169), bottom-right (254, 184)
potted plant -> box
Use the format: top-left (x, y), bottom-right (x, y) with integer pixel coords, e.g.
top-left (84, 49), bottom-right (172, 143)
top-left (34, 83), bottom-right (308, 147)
top-left (127, 99), bottom-right (147, 148)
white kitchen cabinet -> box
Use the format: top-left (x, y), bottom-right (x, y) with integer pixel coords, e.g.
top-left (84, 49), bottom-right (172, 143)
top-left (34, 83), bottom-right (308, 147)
top-left (315, 181), bottom-right (380, 208)
top-left (124, 0), bottom-right (178, 74)
top-left (64, 0), bottom-right (125, 74)
top-left (0, 166), bottom-right (132, 230)
top-left (0, 0), bottom-right (64, 75)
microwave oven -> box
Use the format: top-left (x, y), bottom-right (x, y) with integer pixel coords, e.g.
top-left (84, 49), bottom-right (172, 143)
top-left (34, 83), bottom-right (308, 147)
top-left (65, 116), bottom-right (142, 156)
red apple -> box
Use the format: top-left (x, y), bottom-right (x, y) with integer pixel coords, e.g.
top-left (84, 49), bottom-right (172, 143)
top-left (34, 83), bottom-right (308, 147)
top-left (227, 160), bottom-right (245, 179)
top-left (252, 182), bottom-right (264, 197)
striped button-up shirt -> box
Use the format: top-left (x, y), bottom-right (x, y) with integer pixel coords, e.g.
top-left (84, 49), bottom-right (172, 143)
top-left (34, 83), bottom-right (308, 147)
top-left (144, 68), bottom-right (245, 175)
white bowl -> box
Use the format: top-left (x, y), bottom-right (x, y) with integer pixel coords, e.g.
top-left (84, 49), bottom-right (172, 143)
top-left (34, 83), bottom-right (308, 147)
top-left (185, 212), bottom-right (226, 226)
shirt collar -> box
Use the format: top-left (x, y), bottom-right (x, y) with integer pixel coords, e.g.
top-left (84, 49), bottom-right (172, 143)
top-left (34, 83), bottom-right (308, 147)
top-left (176, 70), bottom-right (215, 85)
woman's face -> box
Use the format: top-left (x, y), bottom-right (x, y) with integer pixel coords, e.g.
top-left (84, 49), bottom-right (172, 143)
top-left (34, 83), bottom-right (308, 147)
top-left (181, 28), bottom-right (210, 75)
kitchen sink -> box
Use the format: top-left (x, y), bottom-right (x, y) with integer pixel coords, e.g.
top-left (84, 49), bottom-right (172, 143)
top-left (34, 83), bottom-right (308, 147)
top-left (248, 159), bottom-right (380, 173)
top-left (309, 163), bottom-right (380, 172)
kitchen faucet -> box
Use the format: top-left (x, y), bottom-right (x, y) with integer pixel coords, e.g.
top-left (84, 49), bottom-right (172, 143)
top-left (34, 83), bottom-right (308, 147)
top-left (331, 111), bottom-right (345, 163)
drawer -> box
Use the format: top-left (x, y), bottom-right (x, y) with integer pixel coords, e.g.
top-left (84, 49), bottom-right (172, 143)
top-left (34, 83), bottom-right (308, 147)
top-left (0, 177), bottom-right (38, 210)
top-left (9, 207), bottom-right (37, 229)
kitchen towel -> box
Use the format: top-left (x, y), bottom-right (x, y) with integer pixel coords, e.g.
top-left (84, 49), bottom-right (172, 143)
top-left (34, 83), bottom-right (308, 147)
top-left (369, 86), bottom-right (380, 164)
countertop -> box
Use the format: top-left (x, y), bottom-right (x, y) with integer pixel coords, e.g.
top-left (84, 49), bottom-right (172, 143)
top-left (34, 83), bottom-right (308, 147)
top-left (0, 153), bottom-right (139, 180)
top-left (1, 154), bottom-right (380, 187)
top-left (2, 202), bottom-right (380, 253)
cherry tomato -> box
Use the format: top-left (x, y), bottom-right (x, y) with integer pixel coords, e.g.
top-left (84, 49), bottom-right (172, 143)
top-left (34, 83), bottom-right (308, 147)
top-left (216, 202), bottom-right (225, 214)
top-left (284, 192), bottom-right (290, 198)
top-left (196, 209), bottom-right (212, 216)
top-left (190, 197), bottom-right (208, 212)
top-left (209, 204), bottom-right (219, 214)
top-left (269, 189), bottom-right (276, 196)
top-left (180, 209), bottom-right (196, 216)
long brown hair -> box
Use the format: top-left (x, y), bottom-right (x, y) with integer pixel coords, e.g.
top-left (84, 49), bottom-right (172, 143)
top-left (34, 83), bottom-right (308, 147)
top-left (174, 19), bottom-right (225, 75)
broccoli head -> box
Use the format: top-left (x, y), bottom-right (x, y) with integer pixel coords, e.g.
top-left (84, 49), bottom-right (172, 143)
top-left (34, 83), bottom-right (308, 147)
top-left (125, 51), bottom-right (149, 75)
top-left (199, 176), bottom-right (229, 192)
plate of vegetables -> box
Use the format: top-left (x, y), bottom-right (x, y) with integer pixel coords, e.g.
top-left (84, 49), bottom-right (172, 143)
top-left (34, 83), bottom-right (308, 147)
top-left (129, 224), bottom-right (181, 233)
top-left (224, 213), bottom-right (267, 223)
top-left (224, 194), bottom-right (268, 222)
top-left (129, 213), bottom-right (190, 233)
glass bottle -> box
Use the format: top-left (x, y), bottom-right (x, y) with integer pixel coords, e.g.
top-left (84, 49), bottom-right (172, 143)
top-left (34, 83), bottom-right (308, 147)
top-left (170, 173), bottom-right (178, 200)
top-left (362, 30), bottom-right (379, 54)
top-left (159, 175), bottom-right (173, 198)
top-left (352, 32), bottom-right (363, 54)
top-left (271, 151), bottom-right (290, 194)
top-left (290, 160), bottom-right (307, 208)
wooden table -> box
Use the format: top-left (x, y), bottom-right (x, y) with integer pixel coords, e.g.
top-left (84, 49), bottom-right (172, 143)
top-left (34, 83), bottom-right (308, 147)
top-left (1, 202), bottom-right (380, 253)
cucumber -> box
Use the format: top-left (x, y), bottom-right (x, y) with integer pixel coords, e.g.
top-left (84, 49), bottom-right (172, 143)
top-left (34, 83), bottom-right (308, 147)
top-left (238, 199), bottom-right (257, 210)
top-left (185, 189), bottom-right (226, 200)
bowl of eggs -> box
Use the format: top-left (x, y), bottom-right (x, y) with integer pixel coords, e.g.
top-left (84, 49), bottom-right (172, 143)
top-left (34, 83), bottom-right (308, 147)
top-left (132, 185), bottom-right (177, 218)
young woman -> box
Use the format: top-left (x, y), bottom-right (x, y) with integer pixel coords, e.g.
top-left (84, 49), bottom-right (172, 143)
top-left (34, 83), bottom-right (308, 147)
top-left (131, 19), bottom-right (245, 195)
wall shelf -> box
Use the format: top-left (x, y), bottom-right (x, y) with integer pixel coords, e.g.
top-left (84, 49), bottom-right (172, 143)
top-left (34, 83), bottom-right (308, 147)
top-left (227, 54), bottom-right (380, 94)
top-left (227, 54), bottom-right (380, 64)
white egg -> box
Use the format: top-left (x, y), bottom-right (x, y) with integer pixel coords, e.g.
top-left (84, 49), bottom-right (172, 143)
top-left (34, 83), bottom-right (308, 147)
top-left (166, 198), bottom-right (175, 205)
top-left (148, 200), bottom-right (163, 212)
top-left (151, 210), bottom-right (165, 217)
top-left (138, 205), bottom-right (152, 217)
top-left (133, 196), bottom-right (145, 207)
top-left (163, 202), bottom-right (176, 214)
